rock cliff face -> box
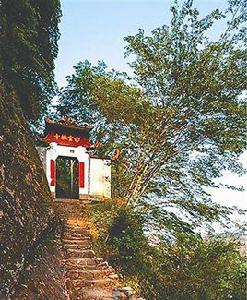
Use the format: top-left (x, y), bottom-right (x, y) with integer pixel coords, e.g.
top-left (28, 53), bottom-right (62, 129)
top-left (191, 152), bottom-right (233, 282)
top-left (0, 82), bottom-right (54, 294)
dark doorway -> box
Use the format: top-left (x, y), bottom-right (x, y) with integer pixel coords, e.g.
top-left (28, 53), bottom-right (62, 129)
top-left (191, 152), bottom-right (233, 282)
top-left (56, 156), bottom-right (79, 199)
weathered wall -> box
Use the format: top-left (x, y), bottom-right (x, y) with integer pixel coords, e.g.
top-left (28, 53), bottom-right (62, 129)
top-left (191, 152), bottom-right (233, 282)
top-left (89, 158), bottom-right (111, 199)
top-left (0, 83), bottom-right (54, 294)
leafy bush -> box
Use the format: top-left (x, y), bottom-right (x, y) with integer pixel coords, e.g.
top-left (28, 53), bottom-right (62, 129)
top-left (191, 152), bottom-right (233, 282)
top-left (87, 201), bottom-right (246, 300)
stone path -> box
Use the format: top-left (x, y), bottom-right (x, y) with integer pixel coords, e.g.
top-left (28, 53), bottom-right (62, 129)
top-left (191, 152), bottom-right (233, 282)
top-left (55, 199), bottom-right (143, 300)
top-left (63, 223), bottom-right (119, 299)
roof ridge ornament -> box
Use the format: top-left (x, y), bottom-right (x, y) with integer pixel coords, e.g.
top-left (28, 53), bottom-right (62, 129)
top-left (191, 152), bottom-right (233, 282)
top-left (45, 116), bottom-right (91, 129)
top-left (59, 116), bottom-right (77, 126)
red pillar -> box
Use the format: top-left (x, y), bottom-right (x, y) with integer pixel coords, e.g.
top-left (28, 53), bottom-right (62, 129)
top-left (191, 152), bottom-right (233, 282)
top-left (50, 159), bottom-right (56, 186)
top-left (79, 162), bottom-right (85, 188)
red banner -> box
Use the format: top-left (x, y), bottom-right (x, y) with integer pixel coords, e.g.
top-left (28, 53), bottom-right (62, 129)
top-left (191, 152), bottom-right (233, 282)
top-left (44, 132), bottom-right (91, 147)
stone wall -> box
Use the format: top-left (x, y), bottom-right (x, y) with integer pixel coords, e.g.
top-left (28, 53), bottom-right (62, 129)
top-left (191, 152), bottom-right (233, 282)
top-left (36, 146), bottom-right (47, 173)
top-left (0, 83), bottom-right (54, 294)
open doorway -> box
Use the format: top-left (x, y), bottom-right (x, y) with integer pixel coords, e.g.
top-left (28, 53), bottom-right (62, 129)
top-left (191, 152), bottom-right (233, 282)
top-left (56, 156), bottom-right (79, 199)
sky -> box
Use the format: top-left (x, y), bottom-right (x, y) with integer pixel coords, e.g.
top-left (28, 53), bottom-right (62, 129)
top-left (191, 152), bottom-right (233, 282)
top-left (54, 0), bottom-right (247, 212)
top-left (55, 0), bottom-right (229, 87)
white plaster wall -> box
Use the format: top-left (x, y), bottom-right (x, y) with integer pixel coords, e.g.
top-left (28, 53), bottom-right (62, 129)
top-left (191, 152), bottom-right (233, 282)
top-left (89, 158), bottom-right (104, 197)
top-left (89, 158), bottom-right (111, 198)
top-left (103, 159), bottom-right (111, 198)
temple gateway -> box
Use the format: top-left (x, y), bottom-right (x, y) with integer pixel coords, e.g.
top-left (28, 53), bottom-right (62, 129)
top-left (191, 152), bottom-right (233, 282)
top-left (37, 117), bottom-right (111, 200)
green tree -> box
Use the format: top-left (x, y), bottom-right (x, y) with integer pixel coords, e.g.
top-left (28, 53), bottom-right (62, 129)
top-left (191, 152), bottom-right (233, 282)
top-left (58, 1), bottom-right (246, 298)
top-left (0, 0), bottom-right (61, 121)
top-left (57, 60), bottom-right (153, 198)
top-left (122, 0), bottom-right (246, 203)
top-left (58, 0), bottom-right (246, 232)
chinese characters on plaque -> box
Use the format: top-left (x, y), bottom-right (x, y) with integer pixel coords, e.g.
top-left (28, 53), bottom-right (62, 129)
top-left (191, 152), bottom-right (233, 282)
top-left (53, 133), bottom-right (80, 142)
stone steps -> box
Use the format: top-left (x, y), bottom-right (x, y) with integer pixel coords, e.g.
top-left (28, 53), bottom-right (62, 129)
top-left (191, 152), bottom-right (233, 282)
top-left (63, 234), bottom-right (91, 240)
top-left (62, 210), bottom-right (119, 299)
top-left (55, 199), bottom-right (143, 300)
top-left (64, 231), bottom-right (90, 236)
top-left (66, 249), bottom-right (96, 258)
top-left (70, 278), bottom-right (115, 289)
top-left (65, 227), bottom-right (90, 234)
top-left (66, 265), bottom-right (105, 272)
top-left (64, 244), bottom-right (91, 250)
top-left (78, 289), bottom-right (113, 300)
top-left (65, 257), bottom-right (99, 268)
top-left (66, 269), bottom-right (111, 280)
top-left (63, 239), bottom-right (91, 245)
top-left (65, 231), bottom-right (91, 237)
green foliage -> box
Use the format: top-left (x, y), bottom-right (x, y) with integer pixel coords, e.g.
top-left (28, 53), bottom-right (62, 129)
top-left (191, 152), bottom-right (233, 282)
top-left (57, 60), bottom-right (152, 199)
top-left (0, 0), bottom-right (61, 121)
top-left (88, 202), bottom-right (246, 300)
top-left (157, 235), bottom-right (246, 300)
top-left (107, 208), bottom-right (148, 272)
top-left (57, 1), bottom-right (246, 296)
top-left (58, 0), bottom-right (246, 233)
top-left (86, 199), bottom-right (120, 256)
top-left (123, 0), bottom-right (247, 202)
top-left (63, 2), bottom-right (246, 297)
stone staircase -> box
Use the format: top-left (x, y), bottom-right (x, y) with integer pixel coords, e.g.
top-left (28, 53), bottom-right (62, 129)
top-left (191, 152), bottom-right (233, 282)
top-left (55, 199), bottom-right (143, 300)
top-left (63, 223), bottom-right (119, 299)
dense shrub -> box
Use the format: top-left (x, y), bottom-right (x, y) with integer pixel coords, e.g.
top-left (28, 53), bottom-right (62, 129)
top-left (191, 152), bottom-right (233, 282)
top-left (87, 201), bottom-right (246, 300)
